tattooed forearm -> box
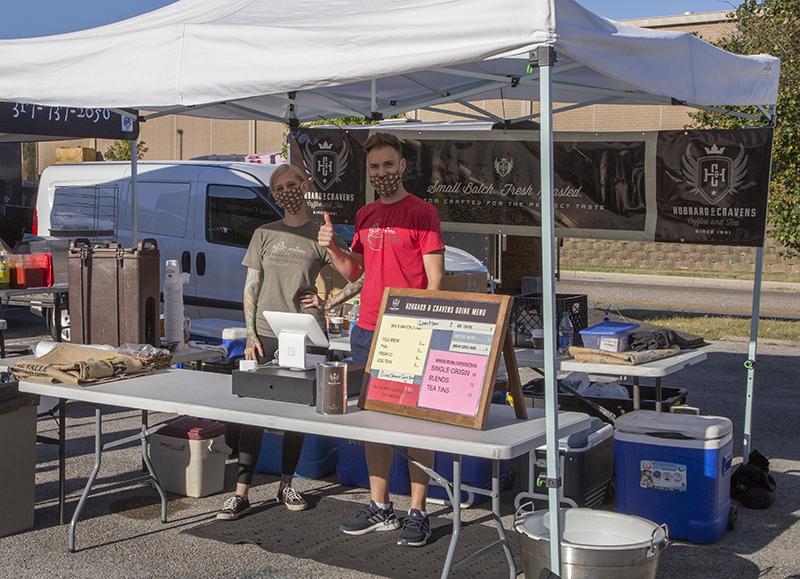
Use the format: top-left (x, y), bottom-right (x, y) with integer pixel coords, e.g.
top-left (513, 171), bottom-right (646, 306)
top-left (243, 268), bottom-right (263, 337)
top-left (323, 274), bottom-right (364, 310)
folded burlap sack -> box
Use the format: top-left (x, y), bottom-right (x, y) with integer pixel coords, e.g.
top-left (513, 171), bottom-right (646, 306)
top-left (565, 344), bottom-right (680, 366)
top-left (10, 343), bottom-right (152, 387)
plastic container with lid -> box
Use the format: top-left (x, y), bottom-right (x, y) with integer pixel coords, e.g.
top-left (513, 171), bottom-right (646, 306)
top-left (579, 320), bottom-right (639, 352)
top-left (149, 417), bottom-right (231, 497)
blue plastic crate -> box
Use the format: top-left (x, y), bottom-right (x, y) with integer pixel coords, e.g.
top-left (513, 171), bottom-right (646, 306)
top-left (336, 439), bottom-right (411, 495)
top-left (256, 431), bottom-right (338, 479)
top-left (428, 453), bottom-right (514, 506)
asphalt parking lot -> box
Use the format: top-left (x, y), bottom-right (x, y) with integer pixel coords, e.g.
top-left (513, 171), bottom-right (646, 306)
top-left (1, 306), bottom-right (799, 578)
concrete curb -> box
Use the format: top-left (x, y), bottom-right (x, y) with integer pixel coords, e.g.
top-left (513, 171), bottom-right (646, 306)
top-left (559, 270), bottom-right (800, 293)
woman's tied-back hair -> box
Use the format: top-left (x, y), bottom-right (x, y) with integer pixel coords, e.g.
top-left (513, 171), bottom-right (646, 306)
top-left (269, 163), bottom-right (309, 191)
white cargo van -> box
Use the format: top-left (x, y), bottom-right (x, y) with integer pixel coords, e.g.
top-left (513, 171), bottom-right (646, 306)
top-left (34, 160), bottom-right (489, 339)
top-left (35, 161), bottom-right (283, 327)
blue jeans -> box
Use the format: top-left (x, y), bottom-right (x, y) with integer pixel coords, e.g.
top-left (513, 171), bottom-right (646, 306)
top-left (349, 324), bottom-right (374, 367)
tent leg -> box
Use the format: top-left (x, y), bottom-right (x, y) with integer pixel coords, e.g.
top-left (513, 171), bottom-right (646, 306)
top-left (742, 246), bottom-right (764, 465)
top-left (535, 45), bottom-right (562, 577)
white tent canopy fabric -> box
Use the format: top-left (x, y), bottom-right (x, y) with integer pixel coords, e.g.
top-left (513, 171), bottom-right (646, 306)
top-left (0, 0), bottom-right (779, 123)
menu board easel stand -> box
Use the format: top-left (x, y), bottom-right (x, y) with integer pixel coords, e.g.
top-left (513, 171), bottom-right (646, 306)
top-left (358, 288), bottom-right (527, 430)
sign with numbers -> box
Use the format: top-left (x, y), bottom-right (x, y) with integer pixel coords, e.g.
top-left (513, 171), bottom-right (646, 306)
top-left (0, 102), bottom-right (139, 141)
top-left (359, 288), bottom-right (517, 430)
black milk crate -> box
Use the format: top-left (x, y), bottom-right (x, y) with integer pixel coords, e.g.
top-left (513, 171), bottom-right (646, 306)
top-left (511, 293), bottom-right (588, 347)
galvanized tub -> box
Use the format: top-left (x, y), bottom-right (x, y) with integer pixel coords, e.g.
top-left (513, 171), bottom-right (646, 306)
top-left (515, 508), bottom-right (669, 579)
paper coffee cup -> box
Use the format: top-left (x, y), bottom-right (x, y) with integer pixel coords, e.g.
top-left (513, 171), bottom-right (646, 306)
top-left (328, 316), bottom-right (344, 335)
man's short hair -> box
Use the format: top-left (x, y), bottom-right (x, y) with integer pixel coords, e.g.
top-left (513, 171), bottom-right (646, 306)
top-left (364, 132), bottom-right (404, 157)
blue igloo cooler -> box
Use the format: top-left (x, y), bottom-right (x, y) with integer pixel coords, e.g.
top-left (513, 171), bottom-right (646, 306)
top-left (614, 409), bottom-right (733, 543)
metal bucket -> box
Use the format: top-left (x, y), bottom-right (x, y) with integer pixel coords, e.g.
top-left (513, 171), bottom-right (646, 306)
top-left (515, 508), bottom-right (669, 579)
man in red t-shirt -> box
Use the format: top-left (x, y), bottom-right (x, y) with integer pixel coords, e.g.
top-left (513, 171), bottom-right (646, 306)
top-left (318, 132), bottom-right (444, 547)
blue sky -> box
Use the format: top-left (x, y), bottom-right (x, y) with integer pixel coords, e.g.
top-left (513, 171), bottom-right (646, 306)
top-left (0, 0), bottom-right (741, 39)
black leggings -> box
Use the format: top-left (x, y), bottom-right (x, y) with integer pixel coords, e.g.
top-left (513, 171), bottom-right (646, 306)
top-left (236, 334), bottom-right (326, 486)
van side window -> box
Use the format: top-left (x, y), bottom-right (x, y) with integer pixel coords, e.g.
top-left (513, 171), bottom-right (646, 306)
top-left (206, 184), bottom-right (279, 247)
top-left (134, 181), bottom-right (191, 238)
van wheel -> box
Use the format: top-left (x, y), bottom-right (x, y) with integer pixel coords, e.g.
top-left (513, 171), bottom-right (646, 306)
top-left (46, 306), bottom-right (70, 342)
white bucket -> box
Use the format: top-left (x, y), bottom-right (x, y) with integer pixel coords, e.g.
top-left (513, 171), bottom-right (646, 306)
top-left (514, 508), bottom-right (668, 579)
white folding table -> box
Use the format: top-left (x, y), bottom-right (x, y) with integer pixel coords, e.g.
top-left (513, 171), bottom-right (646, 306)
top-left (19, 369), bottom-right (591, 578)
top-left (514, 348), bottom-right (707, 410)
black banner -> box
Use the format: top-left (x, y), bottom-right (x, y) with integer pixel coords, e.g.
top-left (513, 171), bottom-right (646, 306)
top-left (655, 129), bottom-right (773, 246)
top-left (0, 102), bottom-right (139, 140)
top-left (290, 128), bottom-right (367, 224)
top-left (292, 126), bottom-right (773, 246)
top-left (406, 138), bottom-right (646, 231)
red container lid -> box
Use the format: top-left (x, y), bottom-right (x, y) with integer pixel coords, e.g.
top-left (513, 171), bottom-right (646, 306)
top-left (156, 417), bottom-right (225, 440)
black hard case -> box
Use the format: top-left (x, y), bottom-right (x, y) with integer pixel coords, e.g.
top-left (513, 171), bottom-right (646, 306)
top-left (67, 238), bottom-right (160, 347)
top-left (232, 365), bottom-right (365, 405)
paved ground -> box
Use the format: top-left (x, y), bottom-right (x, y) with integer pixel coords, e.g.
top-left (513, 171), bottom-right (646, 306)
top-left (1, 294), bottom-right (799, 578)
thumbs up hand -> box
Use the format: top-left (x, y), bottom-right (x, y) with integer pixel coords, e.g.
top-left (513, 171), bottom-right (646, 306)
top-left (318, 211), bottom-right (335, 248)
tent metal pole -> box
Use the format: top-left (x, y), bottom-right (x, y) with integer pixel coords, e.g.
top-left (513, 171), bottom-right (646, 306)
top-left (130, 139), bottom-right (139, 246)
top-left (742, 245), bottom-right (764, 464)
top-left (536, 46), bottom-right (563, 576)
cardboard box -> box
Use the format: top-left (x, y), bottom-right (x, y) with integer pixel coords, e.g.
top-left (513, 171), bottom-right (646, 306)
top-left (55, 147), bottom-right (97, 164)
top-left (443, 270), bottom-right (488, 293)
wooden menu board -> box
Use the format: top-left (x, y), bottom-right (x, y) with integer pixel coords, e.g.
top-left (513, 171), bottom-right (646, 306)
top-left (358, 288), bottom-right (526, 430)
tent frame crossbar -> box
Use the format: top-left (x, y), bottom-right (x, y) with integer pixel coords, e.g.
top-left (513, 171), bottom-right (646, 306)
top-left (134, 63), bottom-right (776, 127)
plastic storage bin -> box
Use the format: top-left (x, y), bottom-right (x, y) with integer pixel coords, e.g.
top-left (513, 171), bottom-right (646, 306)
top-left (0, 377), bottom-right (38, 537)
top-left (336, 439), bottom-right (512, 505)
top-left (579, 320), bottom-right (639, 352)
top-left (189, 318), bottom-right (247, 371)
top-left (336, 439), bottom-right (411, 495)
top-left (150, 417), bottom-right (231, 497)
top-left (256, 432), bottom-right (338, 479)
top-left (614, 410), bottom-right (734, 543)
top-left (7, 253), bottom-right (53, 289)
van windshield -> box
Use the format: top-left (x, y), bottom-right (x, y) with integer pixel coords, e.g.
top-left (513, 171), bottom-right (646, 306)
top-left (206, 184), bottom-right (280, 247)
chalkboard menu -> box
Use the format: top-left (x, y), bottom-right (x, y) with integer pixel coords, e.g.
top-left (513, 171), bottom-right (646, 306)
top-left (358, 288), bottom-right (526, 430)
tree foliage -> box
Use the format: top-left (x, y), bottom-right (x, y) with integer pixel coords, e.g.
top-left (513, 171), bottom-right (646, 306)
top-left (104, 140), bottom-right (148, 161)
top-left (689, 0), bottom-right (800, 258)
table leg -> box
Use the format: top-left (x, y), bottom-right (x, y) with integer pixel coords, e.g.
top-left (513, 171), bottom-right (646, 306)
top-left (440, 455), bottom-right (462, 579)
top-left (67, 407), bottom-right (173, 551)
top-left (655, 377), bottom-right (663, 412)
top-left (59, 398), bottom-right (66, 525)
top-left (633, 377), bottom-right (641, 410)
top-left (492, 459), bottom-right (517, 579)
top-left (69, 407), bottom-right (104, 552)
top-left (140, 410), bottom-right (168, 522)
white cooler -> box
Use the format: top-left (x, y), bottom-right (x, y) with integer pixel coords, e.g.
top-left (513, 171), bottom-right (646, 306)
top-left (150, 417), bottom-right (232, 498)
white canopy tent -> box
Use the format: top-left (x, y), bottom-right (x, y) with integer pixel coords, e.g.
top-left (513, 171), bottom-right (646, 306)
top-left (0, 0), bottom-right (780, 574)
